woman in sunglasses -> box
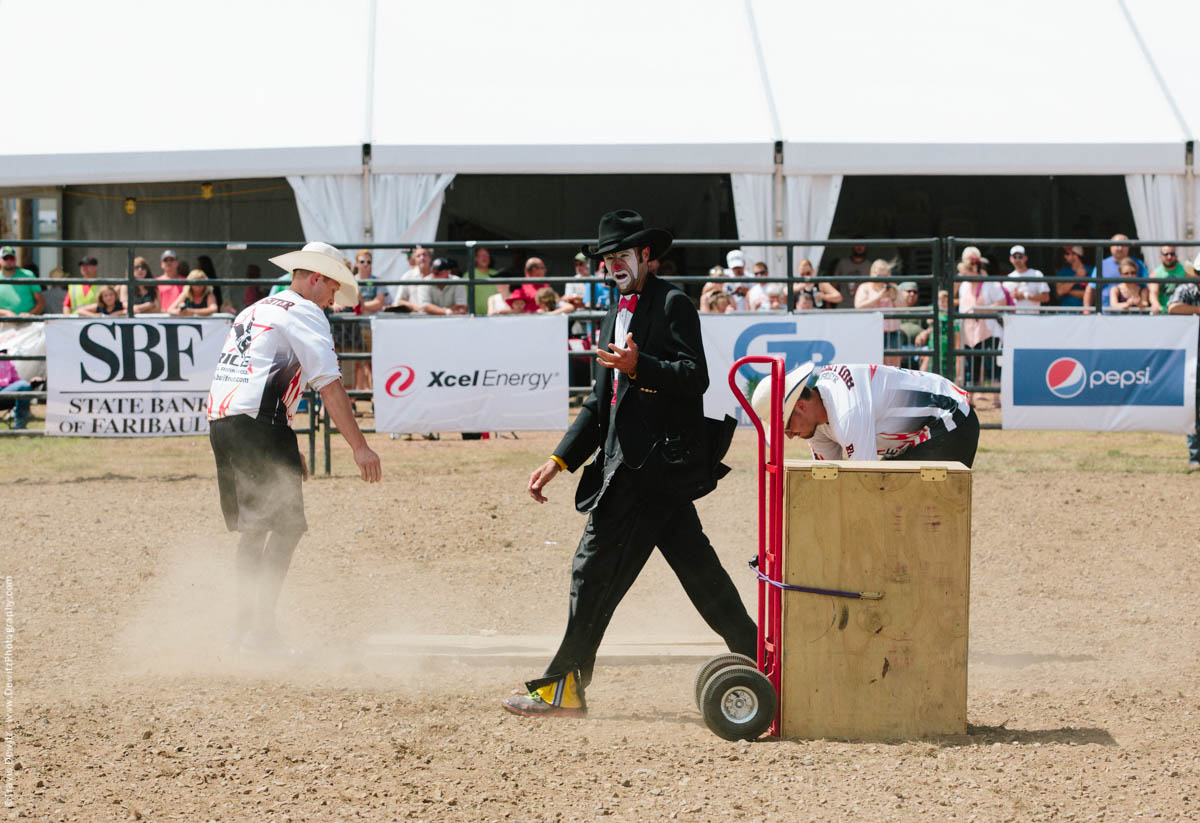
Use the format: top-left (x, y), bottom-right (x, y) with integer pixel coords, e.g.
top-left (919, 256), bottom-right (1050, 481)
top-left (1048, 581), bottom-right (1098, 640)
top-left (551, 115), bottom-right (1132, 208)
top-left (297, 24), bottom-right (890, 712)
top-left (118, 256), bottom-right (160, 314)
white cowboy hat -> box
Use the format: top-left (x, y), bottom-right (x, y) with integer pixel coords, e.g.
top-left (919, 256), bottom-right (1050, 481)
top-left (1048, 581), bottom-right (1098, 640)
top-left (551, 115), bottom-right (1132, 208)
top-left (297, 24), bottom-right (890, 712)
top-left (750, 361), bottom-right (817, 438)
top-left (269, 241), bottom-right (358, 306)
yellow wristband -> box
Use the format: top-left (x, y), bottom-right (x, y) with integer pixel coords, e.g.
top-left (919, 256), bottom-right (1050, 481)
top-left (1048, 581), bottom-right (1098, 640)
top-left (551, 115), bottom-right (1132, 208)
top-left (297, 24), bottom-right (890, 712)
top-left (629, 368), bottom-right (637, 381)
top-left (549, 454), bottom-right (567, 471)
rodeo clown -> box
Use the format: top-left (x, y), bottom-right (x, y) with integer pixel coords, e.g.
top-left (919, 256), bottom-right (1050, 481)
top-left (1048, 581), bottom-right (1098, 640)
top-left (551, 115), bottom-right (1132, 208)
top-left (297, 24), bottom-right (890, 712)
top-left (207, 241), bottom-right (381, 655)
top-left (752, 362), bottom-right (980, 467)
top-left (503, 210), bottom-right (757, 718)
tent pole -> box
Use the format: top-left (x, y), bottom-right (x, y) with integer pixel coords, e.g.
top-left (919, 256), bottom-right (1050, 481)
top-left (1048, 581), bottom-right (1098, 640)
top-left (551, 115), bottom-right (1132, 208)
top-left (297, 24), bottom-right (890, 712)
top-left (362, 0), bottom-right (378, 242)
top-left (773, 140), bottom-right (784, 277)
top-left (362, 143), bottom-right (373, 240)
top-left (1186, 141), bottom-right (1195, 243)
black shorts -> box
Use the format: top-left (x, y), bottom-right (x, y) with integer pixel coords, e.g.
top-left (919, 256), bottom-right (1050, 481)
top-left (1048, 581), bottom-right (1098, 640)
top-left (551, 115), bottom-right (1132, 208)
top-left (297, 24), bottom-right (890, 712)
top-left (893, 407), bottom-right (980, 468)
top-left (210, 414), bottom-right (306, 536)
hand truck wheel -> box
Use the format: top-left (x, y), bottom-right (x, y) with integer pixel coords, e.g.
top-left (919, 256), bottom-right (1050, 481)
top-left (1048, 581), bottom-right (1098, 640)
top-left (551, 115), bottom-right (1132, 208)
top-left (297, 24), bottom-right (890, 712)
top-left (699, 664), bottom-right (777, 741)
top-left (693, 653), bottom-right (756, 710)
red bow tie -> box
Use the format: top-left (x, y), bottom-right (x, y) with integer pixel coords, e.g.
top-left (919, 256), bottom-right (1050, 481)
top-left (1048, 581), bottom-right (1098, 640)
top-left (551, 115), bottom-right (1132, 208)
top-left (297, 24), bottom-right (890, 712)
top-left (618, 294), bottom-right (638, 313)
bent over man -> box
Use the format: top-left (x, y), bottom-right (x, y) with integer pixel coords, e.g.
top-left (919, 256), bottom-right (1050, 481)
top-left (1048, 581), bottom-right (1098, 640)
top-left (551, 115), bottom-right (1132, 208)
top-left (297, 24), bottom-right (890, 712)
top-left (207, 241), bottom-right (381, 654)
top-left (752, 362), bottom-right (979, 467)
top-left (502, 210), bottom-right (756, 718)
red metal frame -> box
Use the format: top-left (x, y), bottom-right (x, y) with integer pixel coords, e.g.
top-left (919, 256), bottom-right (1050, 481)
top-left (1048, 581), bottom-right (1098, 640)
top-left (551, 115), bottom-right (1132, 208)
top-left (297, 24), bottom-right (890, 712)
top-left (727, 355), bottom-right (786, 738)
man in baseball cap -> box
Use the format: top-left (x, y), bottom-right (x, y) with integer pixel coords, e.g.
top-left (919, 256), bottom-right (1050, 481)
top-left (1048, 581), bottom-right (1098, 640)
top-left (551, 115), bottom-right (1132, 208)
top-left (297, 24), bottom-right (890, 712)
top-left (0, 245), bottom-right (44, 316)
top-left (208, 241), bottom-right (379, 655)
top-left (726, 249), bottom-right (746, 273)
top-left (1055, 246), bottom-right (1095, 309)
top-left (415, 257), bottom-right (469, 315)
top-left (62, 254), bottom-right (100, 314)
top-left (751, 361), bottom-right (979, 466)
top-left (724, 250), bottom-right (750, 309)
top-left (1007, 245), bottom-right (1049, 313)
top-left (156, 250), bottom-right (188, 311)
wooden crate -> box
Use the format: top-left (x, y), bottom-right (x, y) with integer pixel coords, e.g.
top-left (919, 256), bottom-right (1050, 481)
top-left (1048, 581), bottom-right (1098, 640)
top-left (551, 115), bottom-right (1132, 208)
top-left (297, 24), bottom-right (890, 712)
top-left (779, 459), bottom-right (971, 740)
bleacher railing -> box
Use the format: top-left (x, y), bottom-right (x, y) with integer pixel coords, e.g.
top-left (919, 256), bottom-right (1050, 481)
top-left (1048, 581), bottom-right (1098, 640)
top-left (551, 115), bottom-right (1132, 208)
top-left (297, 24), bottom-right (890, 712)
top-left (3, 236), bottom-right (1195, 468)
top-left (945, 237), bottom-right (1200, 424)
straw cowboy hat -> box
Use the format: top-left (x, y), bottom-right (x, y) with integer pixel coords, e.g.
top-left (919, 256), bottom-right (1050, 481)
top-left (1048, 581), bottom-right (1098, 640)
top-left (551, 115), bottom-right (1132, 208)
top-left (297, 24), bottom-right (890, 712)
top-left (750, 361), bottom-right (817, 435)
top-left (580, 209), bottom-right (673, 262)
top-left (269, 241), bottom-right (358, 306)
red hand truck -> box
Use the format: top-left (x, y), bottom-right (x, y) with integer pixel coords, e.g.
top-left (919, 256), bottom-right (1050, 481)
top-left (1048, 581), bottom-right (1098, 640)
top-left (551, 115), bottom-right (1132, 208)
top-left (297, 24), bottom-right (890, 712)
top-left (692, 355), bottom-right (787, 741)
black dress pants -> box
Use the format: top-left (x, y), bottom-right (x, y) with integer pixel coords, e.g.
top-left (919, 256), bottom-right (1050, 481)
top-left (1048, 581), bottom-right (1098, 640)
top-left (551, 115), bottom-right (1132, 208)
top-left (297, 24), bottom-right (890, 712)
top-left (895, 407), bottom-right (980, 468)
top-left (545, 467), bottom-right (757, 688)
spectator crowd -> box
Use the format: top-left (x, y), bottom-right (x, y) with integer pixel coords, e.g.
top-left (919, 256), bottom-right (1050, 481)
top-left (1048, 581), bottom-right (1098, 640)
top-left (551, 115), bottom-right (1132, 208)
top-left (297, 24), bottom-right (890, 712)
top-left (2, 235), bottom-right (1197, 468)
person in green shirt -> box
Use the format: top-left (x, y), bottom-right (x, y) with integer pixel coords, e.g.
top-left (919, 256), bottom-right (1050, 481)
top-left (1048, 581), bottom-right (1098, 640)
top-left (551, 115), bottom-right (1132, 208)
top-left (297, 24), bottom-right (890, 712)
top-left (269, 271), bottom-right (292, 296)
top-left (467, 246), bottom-right (498, 316)
top-left (914, 289), bottom-right (961, 379)
top-left (1149, 245), bottom-right (1188, 314)
top-left (0, 245), bottom-right (44, 316)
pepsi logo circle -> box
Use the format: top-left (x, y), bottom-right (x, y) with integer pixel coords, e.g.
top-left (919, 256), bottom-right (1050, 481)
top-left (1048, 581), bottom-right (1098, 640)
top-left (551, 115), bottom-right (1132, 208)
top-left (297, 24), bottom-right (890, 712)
top-left (384, 366), bottom-right (415, 397)
top-left (1045, 357), bottom-right (1086, 399)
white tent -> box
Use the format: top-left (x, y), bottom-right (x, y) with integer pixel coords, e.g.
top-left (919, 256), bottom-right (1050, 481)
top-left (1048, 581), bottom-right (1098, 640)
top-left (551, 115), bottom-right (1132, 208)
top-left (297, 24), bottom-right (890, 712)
top-left (0, 0), bottom-right (368, 185)
top-left (1, 0), bottom-right (1196, 263)
top-left (762, 0), bottom-right (1185, 175)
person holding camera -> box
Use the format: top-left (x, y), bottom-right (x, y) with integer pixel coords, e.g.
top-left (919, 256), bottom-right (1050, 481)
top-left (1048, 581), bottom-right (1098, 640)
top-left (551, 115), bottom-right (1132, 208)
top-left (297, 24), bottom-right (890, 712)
top-left (792, 257), bottom-right (842, 310)
top-left (854, 259), bottom-right (902, 365)
top-left (699, 276), bottom-right (735, 314)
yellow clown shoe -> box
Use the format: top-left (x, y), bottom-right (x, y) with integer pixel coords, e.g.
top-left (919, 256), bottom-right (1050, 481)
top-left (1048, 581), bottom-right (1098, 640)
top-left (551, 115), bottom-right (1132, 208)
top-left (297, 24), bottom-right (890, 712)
top-left (501, 670), bottom-right (587, 718)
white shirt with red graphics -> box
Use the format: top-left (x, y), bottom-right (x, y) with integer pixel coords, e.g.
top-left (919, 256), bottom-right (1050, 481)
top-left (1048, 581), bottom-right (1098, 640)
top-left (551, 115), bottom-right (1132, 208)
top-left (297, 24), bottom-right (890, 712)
top-left (808, 364), bottom-right (970, 461)
top-left (207, 289), bottom-right (341, 427)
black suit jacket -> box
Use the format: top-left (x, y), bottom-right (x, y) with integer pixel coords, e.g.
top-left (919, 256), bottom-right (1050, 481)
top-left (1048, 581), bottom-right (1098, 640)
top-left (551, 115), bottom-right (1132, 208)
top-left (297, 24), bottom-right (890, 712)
top-left (554, 275), bottom-right (725, 512)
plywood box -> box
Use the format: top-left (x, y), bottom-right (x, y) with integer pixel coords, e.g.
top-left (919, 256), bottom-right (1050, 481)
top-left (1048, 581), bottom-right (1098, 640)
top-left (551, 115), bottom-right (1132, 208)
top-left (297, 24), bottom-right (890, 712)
top-left (780, 460), bottom-right (971, 740)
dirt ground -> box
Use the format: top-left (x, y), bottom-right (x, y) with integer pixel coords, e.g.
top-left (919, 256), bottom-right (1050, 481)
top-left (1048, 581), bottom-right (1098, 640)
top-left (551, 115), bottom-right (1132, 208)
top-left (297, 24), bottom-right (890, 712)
top-left (3, 417), bottom-right (1199, 822)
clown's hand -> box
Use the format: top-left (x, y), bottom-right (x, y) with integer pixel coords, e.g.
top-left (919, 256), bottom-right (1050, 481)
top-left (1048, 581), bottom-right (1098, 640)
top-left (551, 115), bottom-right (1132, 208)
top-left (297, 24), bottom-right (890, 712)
top-left (596, 333), bottom-right (638, 376)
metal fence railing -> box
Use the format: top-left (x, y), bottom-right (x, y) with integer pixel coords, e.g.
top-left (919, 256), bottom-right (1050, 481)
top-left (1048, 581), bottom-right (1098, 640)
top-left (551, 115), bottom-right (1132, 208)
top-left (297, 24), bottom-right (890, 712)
top-left (3, 236), bottom-right (1196, 461)
top-left (944, 238), bottom-right (1200, 425)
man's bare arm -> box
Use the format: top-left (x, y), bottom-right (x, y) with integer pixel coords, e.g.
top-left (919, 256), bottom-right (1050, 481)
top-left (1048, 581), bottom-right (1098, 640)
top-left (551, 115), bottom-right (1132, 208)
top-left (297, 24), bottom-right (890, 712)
top-left (1167, 302), bottom-right (1200, 315)
top-left (319, 380), bottom-right (381, 482)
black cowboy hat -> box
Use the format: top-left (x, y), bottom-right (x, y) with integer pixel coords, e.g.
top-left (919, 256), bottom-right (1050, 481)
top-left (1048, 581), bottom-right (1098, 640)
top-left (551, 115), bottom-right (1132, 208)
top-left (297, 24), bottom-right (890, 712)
top-left (581, 209), bottom-right (673, 262)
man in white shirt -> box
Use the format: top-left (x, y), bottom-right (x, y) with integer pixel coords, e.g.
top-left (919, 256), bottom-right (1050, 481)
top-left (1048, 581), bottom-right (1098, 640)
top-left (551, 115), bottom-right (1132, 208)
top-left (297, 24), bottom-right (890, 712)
top-left (390, 245), bottom-right (432, 311)
top-left (1005, 245), bottom-right (1049, 314)
top-left (208, 241), bottom-right (381, 655)
top-left (415, 257), bottom-right (469, 315)
top-left (724, 249), bottom-right (750, 310)
top-left (751, 361), bottom-right (979, 467)
top-left (564, 252), bottom-right (610, 309)
top-left (746, 260), bottom-right (772, 311)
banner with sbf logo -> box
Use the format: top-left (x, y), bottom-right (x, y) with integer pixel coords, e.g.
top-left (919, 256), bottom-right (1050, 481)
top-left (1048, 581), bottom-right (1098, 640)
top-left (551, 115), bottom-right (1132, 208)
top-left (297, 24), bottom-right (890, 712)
top-left (371, 315), bottom-right (568, 433)
top-left (1000, 315), bottom-right (1197, 432)
top-left (45, 318), bottom-right (230, 436)
top-left (700, 313), bottom-right (884, 425)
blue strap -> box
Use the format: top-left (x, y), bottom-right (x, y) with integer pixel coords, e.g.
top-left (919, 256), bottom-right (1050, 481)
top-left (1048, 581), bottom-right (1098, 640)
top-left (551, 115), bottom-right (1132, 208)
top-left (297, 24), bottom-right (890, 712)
top-left (749, 558), bottom-right (883, 600)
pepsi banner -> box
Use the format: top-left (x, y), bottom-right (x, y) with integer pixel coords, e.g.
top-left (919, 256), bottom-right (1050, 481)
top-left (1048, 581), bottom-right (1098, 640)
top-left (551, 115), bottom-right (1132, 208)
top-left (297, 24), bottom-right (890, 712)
top-left (371, 315), bottom-right (568, 433)
top-left (701, 313), bottom-right (884, 425)
top-left (44, 318), bottom-right (230, 437)
top-left (1001, 316), bottom-right (1197, 432)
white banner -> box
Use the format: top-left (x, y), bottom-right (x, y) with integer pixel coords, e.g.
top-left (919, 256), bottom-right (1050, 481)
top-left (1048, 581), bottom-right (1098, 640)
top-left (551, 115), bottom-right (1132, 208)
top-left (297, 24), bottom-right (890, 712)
top-left (371, 315), bottom-right (568, 432)
top-left (702, 312), bottom-right (884, 425)
top-left (45, 317), bottom-right (230, 437)
top-left (1001, 315), bottom-right (1198, 432)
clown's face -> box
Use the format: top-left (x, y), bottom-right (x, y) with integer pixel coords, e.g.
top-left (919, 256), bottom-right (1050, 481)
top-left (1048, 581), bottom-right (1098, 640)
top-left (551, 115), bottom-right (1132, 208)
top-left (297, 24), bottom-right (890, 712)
top-left (602, 247), bottom-right (647, 294)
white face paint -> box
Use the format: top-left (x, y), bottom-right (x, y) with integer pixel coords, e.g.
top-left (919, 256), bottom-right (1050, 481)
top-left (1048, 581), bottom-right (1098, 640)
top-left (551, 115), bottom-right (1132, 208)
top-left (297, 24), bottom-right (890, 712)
top-left (603, 248), bottom-right (641, 294)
